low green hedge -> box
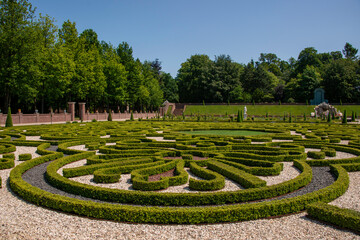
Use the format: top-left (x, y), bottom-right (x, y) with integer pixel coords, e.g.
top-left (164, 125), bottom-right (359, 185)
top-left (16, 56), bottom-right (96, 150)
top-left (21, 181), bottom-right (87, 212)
top-left (188, 162), bottom-right (225, 191)
top-left (207, 160), bottom-right (266, 188)
top-left (307, 202), bottom-right (360, 233)
top-left (45, 155), bottom-right (313, 206)
top-left (19, 153), bottom-right (32, 161)
top-left (63, 158), bottom-right (154, 178)
top-left (307, 151), bottom-right (325, 159)
top-left (217, 159), bottom-right (282, 176)
top-left (0, 144), bottom-right (16, 154)
top-left (9, 154), bottom-right (349, 224)
top-left (321, 147), bottom-right (336, 157)
top-left (131, 160), bottom-right (188, 191)
top-left (93, 161), bottom-right (165, 183)
top-left (0, 156), bottom-right (14, 169)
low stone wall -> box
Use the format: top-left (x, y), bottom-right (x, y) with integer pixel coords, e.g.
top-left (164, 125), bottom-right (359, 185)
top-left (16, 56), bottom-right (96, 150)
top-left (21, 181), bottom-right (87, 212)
top-left (83, 112), bottom-right (157, 121)
top-left (0, 112), bottom-right (157, 126)
top-left (0, 113), bottom-right (72, 126)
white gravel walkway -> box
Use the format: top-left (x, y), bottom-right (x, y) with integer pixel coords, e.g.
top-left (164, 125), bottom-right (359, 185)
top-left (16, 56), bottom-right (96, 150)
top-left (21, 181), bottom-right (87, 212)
top-left (258, 162), bottom-right (300, 185)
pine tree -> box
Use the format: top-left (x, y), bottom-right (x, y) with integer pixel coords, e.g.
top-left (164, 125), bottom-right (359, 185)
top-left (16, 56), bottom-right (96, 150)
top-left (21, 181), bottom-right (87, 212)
top-left (352, 111), bottom-right (355, 121)
top-left (237, 110), bottom-right (240, 122)
top-left (240, 110), bottom-right (243, 122)
top-left (303, 113), bottom-right (306, 121)
top-left (5, 107), bottom-right (13, 127)
top-left (327, 113), bottom-right (331, 123)
top-left (289, 113), bottom-right (292, 123)
top-left (107, 110), bottom-right (112, 121)
top-left (130, 111), bottom-right (134, 121)
top-left (342, 110), bottom-right (347, 124)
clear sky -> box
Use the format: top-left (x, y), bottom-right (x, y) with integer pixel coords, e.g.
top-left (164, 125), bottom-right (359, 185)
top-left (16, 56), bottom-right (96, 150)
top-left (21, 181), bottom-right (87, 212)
top-left (31, 0), bottom-right (360, 77)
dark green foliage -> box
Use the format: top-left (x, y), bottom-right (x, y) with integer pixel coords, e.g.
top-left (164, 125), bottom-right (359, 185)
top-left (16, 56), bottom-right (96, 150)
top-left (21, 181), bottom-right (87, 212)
top-left (188, 162), bottom-right (225, 191)
top-left (108, 110), bottom-right (112, 121)
top-left (327, 113), bottom-right (331, 123)
top-left (207, 160), bottom-right (266, 188)
top-left (321, 147), bottom-right (336, 157)
top-left (307, 202), bottom-right (360, 233)
top-left (237, 110), bottom-right (241, 122)
top-left (5, 107), bottom-right (13, 127)
top-left (342, 110), bottom-right (347, 124)
top-left (130, 111), bottom-right (134, 121)
top-left (19, 153), bottom-right (32, 161)
top-left (351, 111), bottom-right (355, 121)
top-left (307, 151), bottom-right (325, 159)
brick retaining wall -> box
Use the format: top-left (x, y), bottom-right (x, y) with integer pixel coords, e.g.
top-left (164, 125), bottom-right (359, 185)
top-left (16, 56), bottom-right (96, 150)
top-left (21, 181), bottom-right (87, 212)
top-left (0, 112), bottom-right (157, 126)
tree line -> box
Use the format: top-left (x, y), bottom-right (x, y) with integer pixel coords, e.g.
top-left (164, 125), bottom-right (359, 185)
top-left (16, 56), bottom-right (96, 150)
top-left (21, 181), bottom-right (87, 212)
top-left (177, 45), bottom-right (359, 104)
top-left (0, 0), bottom-right (359, 114)
top-left (0, 0), bottom-right (168, 113)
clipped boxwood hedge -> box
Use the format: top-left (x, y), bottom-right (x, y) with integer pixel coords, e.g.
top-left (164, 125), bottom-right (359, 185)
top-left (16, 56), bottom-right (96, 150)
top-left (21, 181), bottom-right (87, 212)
top-left (9, 153), bottom-right (349, 224)
top-left (307, 202), bottom-right (360, 232)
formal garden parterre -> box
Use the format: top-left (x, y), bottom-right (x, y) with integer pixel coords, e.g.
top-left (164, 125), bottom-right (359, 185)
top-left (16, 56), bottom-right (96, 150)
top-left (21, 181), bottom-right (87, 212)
top-left (0, 119), bottom-right (360, 235)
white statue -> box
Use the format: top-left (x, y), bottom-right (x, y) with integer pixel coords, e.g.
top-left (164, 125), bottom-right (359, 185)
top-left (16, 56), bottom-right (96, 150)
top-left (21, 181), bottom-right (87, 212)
top-left (244, 106), bottom-right (247, 120)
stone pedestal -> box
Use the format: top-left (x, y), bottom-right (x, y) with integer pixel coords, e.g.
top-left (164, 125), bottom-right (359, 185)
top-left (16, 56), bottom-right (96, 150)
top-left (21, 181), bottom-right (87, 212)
top-left (79, 102), bottom-right (86, 121)
top-left (68, 102), bottom-right (76, 121)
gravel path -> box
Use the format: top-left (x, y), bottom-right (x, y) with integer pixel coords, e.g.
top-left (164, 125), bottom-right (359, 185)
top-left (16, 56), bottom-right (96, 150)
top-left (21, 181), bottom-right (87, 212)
top-left (146, 136), bottom-right (176, 142)
top-left (25, 136), bottom-right (46, 141)
top-left (21, 161), bottom-right (334, 205)
top-left (305, 148), bottom-right (357, 160)
top-left (330, 171), bottom-right (360, 211)
top-left (259, 162), bottom-right (300, 185)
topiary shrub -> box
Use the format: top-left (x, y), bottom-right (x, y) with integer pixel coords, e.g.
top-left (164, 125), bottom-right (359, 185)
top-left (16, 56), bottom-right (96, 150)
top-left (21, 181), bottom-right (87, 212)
top-left (342, 110), bottom-right (347, 124)
top-left (108, 110), bottom-right (112, 121)
top-left (5, 107), bottom-right (13, 127)
top-left (130, 111), bottom-right (134, 121)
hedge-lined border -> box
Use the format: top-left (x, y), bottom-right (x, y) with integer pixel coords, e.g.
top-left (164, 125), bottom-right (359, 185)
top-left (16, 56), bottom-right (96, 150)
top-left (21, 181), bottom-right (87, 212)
top-left (9, 153), bottom-right (349, 224)
top-left (305, 162), bottom-right (360, 232)
top-left (46, 156), bottom-right (312, 206)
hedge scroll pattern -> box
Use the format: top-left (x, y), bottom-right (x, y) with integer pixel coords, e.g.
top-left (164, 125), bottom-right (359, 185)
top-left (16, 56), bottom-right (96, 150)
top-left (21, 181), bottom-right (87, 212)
top-left (0, 121), bottom-right (359, 228)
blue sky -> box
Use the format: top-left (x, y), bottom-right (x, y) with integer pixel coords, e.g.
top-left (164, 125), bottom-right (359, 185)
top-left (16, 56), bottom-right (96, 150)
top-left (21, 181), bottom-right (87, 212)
top-left (31, 0), bottom-right (360, 77)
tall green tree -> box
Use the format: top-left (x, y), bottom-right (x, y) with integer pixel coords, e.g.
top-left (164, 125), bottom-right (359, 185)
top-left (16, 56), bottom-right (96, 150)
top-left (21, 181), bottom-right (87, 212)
top-left (101, 44), bottom-right (127, 109)
top-left (0, 0), bottom-right (36, 111)
top-left (177, 54), bottom-right (213, 102)
top-left (160, 72), bottom-right (178, 102)
top-left (295, 47), bottom-right (322, 75)
top-left (323, 59), bottom-right (359, 102)
top-left (342, 42), bottom-right (358, 60)
top-left (296, 65), bottom-right (322, 102)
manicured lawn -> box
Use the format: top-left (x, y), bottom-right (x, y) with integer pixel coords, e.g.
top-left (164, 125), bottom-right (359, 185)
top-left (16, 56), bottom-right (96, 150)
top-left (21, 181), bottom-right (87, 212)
top-left (179, 129), bottom-right (269, 136)
top-left (184, 104), bottom-right (360, 116)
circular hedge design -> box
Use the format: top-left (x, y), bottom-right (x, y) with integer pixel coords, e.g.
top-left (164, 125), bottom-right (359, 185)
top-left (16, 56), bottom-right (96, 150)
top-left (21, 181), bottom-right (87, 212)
top-left (1, 121), bottom-right (360, 226)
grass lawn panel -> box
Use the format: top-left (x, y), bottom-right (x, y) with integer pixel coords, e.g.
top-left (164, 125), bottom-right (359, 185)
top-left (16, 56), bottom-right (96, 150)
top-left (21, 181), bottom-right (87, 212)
top-left (179, 130), bottom-right (269, 136)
